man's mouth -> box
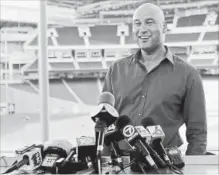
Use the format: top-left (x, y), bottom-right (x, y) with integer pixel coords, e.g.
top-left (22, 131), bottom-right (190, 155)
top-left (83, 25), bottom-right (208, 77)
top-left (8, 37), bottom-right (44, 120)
top-left (139, 36), bottom-right (151, 40)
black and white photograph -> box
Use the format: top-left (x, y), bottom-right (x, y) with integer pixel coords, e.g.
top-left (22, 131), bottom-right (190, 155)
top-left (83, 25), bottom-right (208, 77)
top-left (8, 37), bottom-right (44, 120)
top-left (0, 0), bottom-right (218, 174)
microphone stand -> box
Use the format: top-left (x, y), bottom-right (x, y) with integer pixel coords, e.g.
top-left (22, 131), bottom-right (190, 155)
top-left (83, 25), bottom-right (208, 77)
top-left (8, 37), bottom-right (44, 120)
top-left (110, 141), bottom-right (124, 170)
top-left (95, 118), bottom-right (106, 175)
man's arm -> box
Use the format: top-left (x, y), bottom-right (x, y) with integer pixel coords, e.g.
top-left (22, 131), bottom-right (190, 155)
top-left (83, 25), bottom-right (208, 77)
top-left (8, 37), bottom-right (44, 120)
top-left (102, 65), bottom-right (113, 93)
top-left (183, 69), bottom-right (207, 155)
top-left (102, 65), bottom-right (113, 156)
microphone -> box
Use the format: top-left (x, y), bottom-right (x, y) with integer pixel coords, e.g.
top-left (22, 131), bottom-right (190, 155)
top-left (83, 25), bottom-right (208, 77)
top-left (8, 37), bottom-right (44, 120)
top-left (40, 139), bottom-right (73, 174)
top-left (76, 136), bottom-right (97, 171)
top-left (104, 129), bottom-right (124, 169)
top-left (141, 117), bottom-right (172, 166)
top-left (90, 92), bottom-right (119, 174)
top-left (58, 147), bottom-right (77, 173)
top-left (135, 125), bottom-right (166, 168)
top-left (91, 91), bottom-right (119, 127)
top-left (3, 144), bottom-right (43, 174)
top-left (115, 115), bottom-right (159, 173)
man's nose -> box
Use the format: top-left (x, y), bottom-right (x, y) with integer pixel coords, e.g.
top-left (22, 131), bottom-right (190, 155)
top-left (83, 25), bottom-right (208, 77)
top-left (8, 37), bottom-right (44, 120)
top-left (139, 24), bottom-right (149, 33)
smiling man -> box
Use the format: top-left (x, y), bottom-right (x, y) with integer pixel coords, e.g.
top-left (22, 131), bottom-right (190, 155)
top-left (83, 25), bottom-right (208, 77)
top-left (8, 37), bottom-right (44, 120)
top-left (102, 3), bottom-right (207, 155)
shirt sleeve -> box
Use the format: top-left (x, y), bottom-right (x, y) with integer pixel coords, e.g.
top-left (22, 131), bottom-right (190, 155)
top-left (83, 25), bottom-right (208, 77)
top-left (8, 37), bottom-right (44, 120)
top-left (102, 64), bottom-right (113, 93)
top-left (183, 69), bottom-right (207, 155)
top-left (101, 65), bottom-right (113, 156)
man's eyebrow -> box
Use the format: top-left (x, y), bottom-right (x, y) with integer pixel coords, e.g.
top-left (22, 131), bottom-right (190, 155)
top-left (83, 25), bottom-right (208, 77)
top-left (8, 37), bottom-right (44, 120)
top-left (133, 19), bottom-right (140, 22)
top-left (145, 18), bottom-right (155, 21)
top-left (133, 18), bottom-right (155, 22)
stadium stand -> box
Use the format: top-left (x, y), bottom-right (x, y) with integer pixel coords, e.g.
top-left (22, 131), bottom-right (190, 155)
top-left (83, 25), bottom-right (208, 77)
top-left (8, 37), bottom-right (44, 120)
top-left (0, 85), bottom-right (6, 103)
top-left (125, 24), bottom-right (135, 44)
top-left (56, 27), bottom-right (85, 45)
top-left (0, 0), bottom-right (218, 156)
top-left (1, 1), bottom-right (218, 113)
top-left (189, 58), bottom-right (215, 67)
top-left (177, 14), bottom-right (207, 27)
top-left (50, 62), bottom-right (76, 71)
top-left (89, 25), bottom-right (120, 45)
top-left (169, 47), bottom-right (188, 60)
top-left (0, 43), bottom-right (23, 53)
top-left (9, 83), bottom-right (37, 94)
top-left (49, 79), bottom-right (78, 102)
top-left (78, 61), bottom-right (103, 69)
top-left (202, 31), bottom-right (219, 41)
top-left (65, 78), bottom-right (100, 105)
top-left (215, 14), bottom-right (219, 24)
top-left (165, 33), bottom-right (200, 42)
top-left (29, 36), bottom-right (54, 46)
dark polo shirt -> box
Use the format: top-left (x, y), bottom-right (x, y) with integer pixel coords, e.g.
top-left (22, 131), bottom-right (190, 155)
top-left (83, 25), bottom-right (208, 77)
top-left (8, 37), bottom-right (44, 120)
top-left (102, 47), bottom-right (207, 155)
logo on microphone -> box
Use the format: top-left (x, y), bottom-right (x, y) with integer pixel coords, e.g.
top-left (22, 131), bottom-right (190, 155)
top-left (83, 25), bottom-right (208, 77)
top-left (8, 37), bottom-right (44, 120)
top-left (123, 125), bottom-right (135, 137)
top-left (31, 152), bottom-right (41, 166)
top-left (153, 126), bottom-right (163, 136)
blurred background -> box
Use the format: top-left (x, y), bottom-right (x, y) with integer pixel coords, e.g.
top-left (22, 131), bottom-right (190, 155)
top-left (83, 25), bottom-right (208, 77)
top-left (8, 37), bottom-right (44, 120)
top-left (0, 0), bottom-right (218, 155)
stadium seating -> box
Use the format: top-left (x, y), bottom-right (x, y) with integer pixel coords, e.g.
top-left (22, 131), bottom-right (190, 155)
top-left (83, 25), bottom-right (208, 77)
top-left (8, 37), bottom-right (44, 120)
top-left (169, 47), bottom-right (188, 60)
top-left (0, 85), bottom-right (6, 103)
top-left (203, 32), bottom-right (219, 41)
top-left (89, 25), bottom-right (120, 45)
top-left (50, 62), bottom-right (76, 71)
top-left (78, 61), bottom-right (103, 69)
top-left (165, 33), bottom-right (200, 42)
top-left (49, 79), bottom-right (78, 102)
top-left (9, 83), bottom-right (37, 94)
top-left (125, 24), bottom-right (135, 44)
top-left (177, 14), bottom-right (207, 27)
top-left (65, 78), bottom-right (100, 105)
top-left (56, 27), bottom-right (84, 45)
top-left (29, 36), bottom-right (54, 46)
top-left (189, 58), bottom-right (215, 67)
top-left (0, 43), bottom-right (23, 53)
top-left (25, 59), bottom-right (39, 72)
top-left (29, 79), bottom-right (78, 102)
top-left (215, 15), bottom-right (219, 24)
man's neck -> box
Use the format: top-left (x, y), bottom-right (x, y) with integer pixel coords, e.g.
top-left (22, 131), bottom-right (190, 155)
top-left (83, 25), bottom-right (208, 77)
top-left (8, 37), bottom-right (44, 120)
top-left (140, 45), bottom-right (166, 63)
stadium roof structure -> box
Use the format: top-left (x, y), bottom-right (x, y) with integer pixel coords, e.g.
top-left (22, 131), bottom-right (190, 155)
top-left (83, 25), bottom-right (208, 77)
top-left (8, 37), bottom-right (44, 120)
top-left (1, 0), bottom-right (218, 28)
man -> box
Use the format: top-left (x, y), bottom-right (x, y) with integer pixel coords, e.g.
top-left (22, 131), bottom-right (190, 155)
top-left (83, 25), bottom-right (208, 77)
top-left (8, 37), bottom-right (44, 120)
top-left (102, 3), bottom-right (207, 155)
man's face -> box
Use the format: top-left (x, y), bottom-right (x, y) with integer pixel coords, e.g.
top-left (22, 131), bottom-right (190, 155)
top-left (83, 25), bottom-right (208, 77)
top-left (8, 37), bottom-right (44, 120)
top-left (133, 8), bottom-right (165, 52)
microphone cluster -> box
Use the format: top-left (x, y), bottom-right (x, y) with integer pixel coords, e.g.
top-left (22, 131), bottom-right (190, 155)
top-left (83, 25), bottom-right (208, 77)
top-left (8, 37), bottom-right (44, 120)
top-left (3, 92), bottom-right (184, 174)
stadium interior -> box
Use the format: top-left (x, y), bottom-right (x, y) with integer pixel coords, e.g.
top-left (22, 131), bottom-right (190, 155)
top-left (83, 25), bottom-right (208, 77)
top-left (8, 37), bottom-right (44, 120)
top-left (0, 0), bottom-right (218, 155)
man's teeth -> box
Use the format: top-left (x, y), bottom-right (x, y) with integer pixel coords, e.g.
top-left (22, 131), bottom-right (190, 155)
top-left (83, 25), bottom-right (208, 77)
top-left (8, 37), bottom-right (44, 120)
top-left (140, 36), bottom-right (150, 39)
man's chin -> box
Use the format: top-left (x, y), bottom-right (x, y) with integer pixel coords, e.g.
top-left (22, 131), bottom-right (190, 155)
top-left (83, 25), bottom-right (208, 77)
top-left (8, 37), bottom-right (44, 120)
top-left (139, 45), bottom-right (152, 51)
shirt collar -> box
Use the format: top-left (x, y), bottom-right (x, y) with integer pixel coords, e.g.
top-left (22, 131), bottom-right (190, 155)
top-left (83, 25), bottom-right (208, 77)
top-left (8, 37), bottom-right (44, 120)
top-left (129, 46), bottom-right (174, 66)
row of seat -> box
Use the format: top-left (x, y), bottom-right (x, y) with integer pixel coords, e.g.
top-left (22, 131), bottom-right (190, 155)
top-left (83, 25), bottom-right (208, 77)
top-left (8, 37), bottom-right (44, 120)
top-left (29, 29), bottom-right (218, 46)
top-left (5, 78), bottom-right (103, 106)
top-left (28, 21), bottom-right (218, 46)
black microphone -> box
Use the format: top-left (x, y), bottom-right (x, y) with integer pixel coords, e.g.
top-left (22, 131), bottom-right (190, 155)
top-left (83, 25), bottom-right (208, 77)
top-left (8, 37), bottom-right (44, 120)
top-left (115, 115), bottom-right (160, 173)
top-left (91, 92), bottom-right (119, 174)
top-left (142, 117), bottom-right (172, 166)
top-left (104, 129), bottom-right (124, 169)
top-left (76, 136), bottom-right (97, 173)
top-left (58, 147), bottom-right (76, 171)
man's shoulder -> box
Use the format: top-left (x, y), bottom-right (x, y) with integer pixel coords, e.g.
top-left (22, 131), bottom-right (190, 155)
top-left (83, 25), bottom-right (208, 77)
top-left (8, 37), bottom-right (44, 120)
top-left (110, 54), bottom-right (134, 68)
top-left (173, 54), bottom-right (200, 75)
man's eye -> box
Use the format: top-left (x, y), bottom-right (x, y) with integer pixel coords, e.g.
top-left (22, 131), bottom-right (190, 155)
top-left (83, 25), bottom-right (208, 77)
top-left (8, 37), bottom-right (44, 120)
top-left (146, 20), bottom-right (153, 24)
top-left (134, 22), bottom-right (141, 26)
